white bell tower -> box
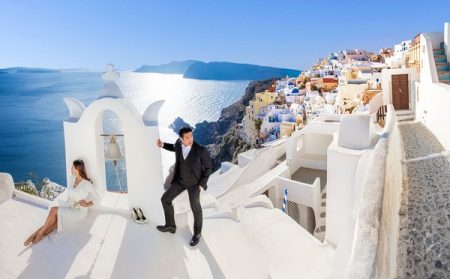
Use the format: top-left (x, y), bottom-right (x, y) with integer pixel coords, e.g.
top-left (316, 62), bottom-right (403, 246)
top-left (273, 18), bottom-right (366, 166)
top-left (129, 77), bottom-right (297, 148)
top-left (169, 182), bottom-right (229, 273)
top-left (62, 64), bottom-right (165, 224)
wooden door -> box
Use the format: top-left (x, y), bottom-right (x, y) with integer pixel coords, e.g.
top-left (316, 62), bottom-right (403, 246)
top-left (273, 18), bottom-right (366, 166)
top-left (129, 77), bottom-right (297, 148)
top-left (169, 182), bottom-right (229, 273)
top-left (391, 74), bottom-right (409, 110)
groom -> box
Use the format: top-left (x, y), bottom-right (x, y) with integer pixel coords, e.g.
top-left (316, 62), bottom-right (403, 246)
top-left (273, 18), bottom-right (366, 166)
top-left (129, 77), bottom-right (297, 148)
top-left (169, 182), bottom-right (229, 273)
top-left (156, 126), bottom-right (212, 246)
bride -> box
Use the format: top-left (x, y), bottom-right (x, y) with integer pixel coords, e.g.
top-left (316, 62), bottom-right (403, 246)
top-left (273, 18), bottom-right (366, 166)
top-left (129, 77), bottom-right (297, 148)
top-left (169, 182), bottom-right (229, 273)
top-left (24, 159), bottom-right (101, 245)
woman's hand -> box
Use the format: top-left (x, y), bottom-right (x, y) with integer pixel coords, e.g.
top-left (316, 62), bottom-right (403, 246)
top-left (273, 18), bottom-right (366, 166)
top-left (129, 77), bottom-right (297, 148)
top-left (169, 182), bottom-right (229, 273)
top-left (78, 199), bottom-right (93, 207)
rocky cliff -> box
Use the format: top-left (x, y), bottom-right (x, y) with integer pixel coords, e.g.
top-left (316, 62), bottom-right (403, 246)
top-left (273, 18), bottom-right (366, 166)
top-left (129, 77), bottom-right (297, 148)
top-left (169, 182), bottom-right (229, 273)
top-left (134, 60), bottom-right (200, 74)
top-left (170, 78), bottom-right (276, 171)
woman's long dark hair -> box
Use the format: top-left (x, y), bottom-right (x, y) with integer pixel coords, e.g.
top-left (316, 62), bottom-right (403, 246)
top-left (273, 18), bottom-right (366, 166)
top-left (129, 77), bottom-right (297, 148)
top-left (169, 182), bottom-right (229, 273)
top-left (73, 159), bottom-right (93, 183)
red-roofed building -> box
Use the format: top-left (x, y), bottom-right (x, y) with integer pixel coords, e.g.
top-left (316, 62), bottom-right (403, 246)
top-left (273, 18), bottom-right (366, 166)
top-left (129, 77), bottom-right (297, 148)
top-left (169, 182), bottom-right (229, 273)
top-left (316, 77), bottom-right (338, 91)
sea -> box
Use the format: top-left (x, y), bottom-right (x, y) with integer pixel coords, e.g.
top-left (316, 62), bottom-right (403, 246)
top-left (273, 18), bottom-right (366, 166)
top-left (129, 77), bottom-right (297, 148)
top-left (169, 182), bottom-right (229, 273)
top-left (0, 71), bottom-right (249, 191)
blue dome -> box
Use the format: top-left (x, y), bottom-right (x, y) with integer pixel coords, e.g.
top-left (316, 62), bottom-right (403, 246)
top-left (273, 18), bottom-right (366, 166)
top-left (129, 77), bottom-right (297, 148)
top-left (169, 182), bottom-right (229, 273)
top-left (288, 82), bottom-right (294, 86)
top-left (291, 87), bottom-right (299, 93)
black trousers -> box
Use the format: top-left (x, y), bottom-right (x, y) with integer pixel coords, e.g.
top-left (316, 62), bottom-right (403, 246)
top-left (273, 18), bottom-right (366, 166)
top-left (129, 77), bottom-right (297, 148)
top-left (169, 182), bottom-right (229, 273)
top-left (160, 180), bottom-right (202, 235)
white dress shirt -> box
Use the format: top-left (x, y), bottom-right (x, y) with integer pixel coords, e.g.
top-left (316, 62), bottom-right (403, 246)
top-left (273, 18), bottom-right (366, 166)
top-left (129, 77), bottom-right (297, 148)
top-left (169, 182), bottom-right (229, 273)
top-left (181, 144), bottom-right (192, 160)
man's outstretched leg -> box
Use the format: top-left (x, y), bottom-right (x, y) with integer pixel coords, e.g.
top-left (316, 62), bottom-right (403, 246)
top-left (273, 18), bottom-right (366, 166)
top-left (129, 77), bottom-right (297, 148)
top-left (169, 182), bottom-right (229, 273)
top-left (157, 182), bottom-right (185, 234)
top-left (187, 185), bottom-right (202, 246)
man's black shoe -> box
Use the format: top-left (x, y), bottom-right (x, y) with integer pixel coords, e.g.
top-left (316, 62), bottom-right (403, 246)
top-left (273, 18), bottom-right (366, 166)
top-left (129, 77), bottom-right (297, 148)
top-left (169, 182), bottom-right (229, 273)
top-left (190, 234), bottom-right (201, 246)
top-left (156, 225), bottom-right (176, 234)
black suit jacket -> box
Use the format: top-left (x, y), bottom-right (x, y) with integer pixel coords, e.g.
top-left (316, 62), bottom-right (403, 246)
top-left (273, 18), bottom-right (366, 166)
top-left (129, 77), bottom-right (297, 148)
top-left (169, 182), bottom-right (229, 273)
top-left (162, 139), bottom-right (212, 190)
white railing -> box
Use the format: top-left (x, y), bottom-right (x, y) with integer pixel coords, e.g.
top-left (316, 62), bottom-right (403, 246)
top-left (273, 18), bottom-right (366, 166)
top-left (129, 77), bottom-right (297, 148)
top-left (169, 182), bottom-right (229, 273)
top-left (208, 142), bottom-right (288, 198)
top-left (13, 189), bottom-right (50, 209)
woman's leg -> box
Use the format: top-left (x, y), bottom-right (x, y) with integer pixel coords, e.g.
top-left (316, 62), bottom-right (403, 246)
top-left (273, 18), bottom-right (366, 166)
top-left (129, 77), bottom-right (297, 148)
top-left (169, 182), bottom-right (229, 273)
top-left (24, 226), bottom-right (44, 246)
top-left (33, 207), bottom-right (58, 244)
top-left (41, 207), bottom-right (58, 230)
top-left (43, 218), bottom-right (57, 235)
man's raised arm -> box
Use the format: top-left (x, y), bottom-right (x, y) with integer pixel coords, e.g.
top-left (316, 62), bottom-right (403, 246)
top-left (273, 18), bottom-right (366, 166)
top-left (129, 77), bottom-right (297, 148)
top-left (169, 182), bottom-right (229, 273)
top-left (156, 139), bottom-right (175, 152)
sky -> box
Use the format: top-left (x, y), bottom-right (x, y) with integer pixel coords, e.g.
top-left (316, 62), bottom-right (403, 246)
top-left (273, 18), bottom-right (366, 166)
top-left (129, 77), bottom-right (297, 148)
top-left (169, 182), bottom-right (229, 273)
top-left (1, 0), bottom-right (449, 71)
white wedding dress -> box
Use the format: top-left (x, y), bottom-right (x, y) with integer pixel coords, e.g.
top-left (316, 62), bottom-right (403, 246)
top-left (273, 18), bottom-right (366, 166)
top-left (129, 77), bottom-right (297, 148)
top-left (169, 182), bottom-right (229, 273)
top-left (48, 176), bottom-right (101, 234)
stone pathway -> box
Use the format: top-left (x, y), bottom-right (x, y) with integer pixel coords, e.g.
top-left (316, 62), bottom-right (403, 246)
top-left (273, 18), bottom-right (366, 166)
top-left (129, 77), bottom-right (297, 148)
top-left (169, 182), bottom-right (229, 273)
top-left (397, 122), bottom-right (450, 278)
top-left (399, 122), bottom-right (446, 160)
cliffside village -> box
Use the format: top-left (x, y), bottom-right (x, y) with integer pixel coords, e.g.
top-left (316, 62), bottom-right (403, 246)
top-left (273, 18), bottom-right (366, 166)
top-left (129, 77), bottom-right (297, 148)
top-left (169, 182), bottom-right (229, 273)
top-left (240, 37), bottom-right (425, 145)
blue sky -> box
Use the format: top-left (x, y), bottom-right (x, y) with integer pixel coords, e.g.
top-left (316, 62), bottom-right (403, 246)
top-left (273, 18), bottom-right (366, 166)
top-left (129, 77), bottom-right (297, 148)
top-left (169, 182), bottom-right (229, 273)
top-left (1, 0), bottom-right (449, 71)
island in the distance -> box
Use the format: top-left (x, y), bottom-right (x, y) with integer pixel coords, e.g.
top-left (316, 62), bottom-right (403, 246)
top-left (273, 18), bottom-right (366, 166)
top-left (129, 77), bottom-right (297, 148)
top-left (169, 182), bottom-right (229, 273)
top-left (0, 67), bottom-right (93, 74)
top-left (134, 60), bottom-right (301, 80)
top-left (0, 67), bottom-right (61, 73)
top-left (134, 60), bottom-right (200, 74)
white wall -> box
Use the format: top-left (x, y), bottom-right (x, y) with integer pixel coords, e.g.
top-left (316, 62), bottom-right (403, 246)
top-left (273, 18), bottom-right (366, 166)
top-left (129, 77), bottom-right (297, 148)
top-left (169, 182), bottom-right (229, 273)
top-left (416, 28), bottom-right (450, 149)
top-left (338, 84), bottom-right (367, 100)
top-left (276, 176), bottom-right (321, 232)
top-left (304, 133), bottom-right (333, 156)
top-left (376, 106), bottom-right (403, 278)
top-left (0, 173), bottom-right (14, 204)
top-left (420, 32), bottom-right (443, 84)
top-left (332, 147), bottom-right (372, 278)
top-left (327, 106), bottom-right (399, 278)
top-left (286, 122), bottom-right (339, 173)
top-left (325, 138), bottom-right (367, 247)
top-left (416, 82), bottom-right (450, 149)
top-left (368, 92), bottom-right (383, 114)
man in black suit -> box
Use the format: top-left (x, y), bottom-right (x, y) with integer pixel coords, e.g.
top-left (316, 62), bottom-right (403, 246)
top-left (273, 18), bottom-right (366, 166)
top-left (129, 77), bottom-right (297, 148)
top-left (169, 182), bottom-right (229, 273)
top-left (156, 126), bottom-right (212, 246)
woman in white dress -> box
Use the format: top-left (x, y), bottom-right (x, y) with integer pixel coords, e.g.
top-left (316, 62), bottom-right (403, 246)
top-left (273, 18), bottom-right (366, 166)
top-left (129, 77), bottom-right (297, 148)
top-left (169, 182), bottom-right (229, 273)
top-left (24, 159), bottom-right (101, 245)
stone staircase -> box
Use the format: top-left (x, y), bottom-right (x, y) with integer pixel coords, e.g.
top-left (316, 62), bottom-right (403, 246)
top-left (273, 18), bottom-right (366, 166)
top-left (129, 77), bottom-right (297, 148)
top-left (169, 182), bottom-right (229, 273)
top-left (313, 187), bottom-right (327, 241)
top-left (434, 42), bottom-right (450, 85)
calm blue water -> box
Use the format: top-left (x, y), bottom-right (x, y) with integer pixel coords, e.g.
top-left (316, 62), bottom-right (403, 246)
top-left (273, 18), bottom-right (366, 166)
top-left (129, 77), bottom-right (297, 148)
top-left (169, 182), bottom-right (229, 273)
top-left (0, 71), bottom-right (249, 189)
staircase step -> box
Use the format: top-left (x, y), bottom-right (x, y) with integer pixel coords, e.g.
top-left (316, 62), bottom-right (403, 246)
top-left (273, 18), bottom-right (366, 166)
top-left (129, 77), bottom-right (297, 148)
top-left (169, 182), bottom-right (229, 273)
top-left (433, 49), bottom-right (445, 55)
top-left (435, 57), bottom-right (447, 63)
top-left (439, 74), bottom-right (450, 80)
top-left (313, 187), bottom-right (327, 242)
top-left (396, 109), bottom-right (413, 116)
top-left (313, 225), bottom-right (326, 242)
top-left (437, 67), bottom-right (450, 71)
top-left (315, 225), bottom-right (326, 232)
top-left (397, 114), bottom-right (415, 121)
top-left (436, 63), bottom-right (450, 71)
